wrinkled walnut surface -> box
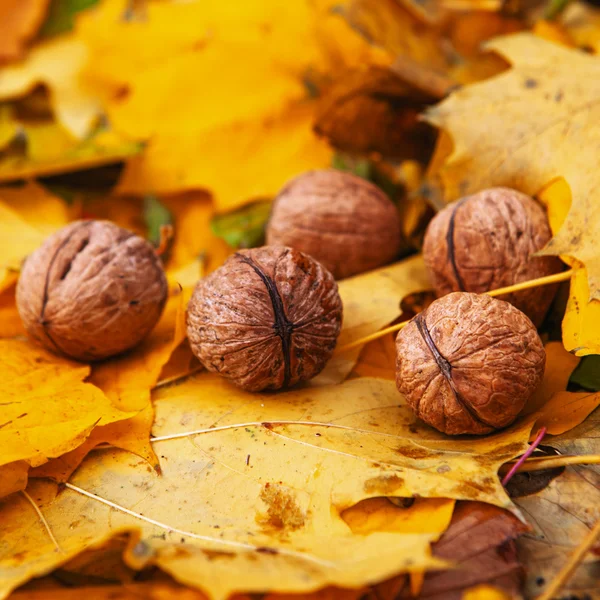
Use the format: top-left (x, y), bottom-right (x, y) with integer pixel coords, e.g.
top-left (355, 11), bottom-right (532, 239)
top-left (17, 220), bottom-right (168, 361)
top-left (396, 292), bottom-right (545, 435)
top-left (266, 169), bottom-right (402, 279)
top-left (187, 246), bottom-right (343, 391)
top-left (423, 187), bottom-right (562, 326)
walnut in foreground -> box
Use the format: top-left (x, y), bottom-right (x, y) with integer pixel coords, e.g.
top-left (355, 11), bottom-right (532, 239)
top-left (422, 187), bottom-right (562, 326)
top-left (266, 169), bottom-right (402, 279)
top-left (17, 220), bottom-right (168, 361)
top-left (395, 292), bottom-right (545, 435)
top-left (187, 246), bottom-right (343, 391)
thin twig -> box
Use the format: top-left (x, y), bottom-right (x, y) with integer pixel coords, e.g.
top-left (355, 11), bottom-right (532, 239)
top-left (499, 454), bottom-right (600, 474)
top-left (335, 269), bottom-right (575, 354)
top-left (502, 428), bottom-right (546, 486)
top-left (537, 518), bottom-right (600, 600)
top-left (64, 482), bottom-right (335, 568)
top-left (21, 490), bottom-right (62, 552)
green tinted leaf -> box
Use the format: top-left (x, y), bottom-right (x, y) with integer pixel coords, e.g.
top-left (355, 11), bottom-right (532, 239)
top-left (40, 0), bottom-right (100, 38)
top-left (569, 355), bottom-right (600, 391)
top-left (143, 195), bottom-right (172, 247)
top-left (211, 201), bottom-right (272, 249)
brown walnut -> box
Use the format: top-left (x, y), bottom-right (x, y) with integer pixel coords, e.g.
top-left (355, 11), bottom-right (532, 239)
top-left (422, 187), bottom-right (563, 326)
top-left (186, 246), bottom-right (343, 391)
top-left (395, 292), bottom-right (545, 435)
top-left (16, 220), bottom-right (168, 361)
top-left (266, 169), bottom-right (402, 279)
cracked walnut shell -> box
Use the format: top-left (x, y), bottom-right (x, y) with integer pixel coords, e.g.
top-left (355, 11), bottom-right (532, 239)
top-left (422, 187), bottom-right (563, 326)
top-left (395, 292), bottom-right (545, 435)
top-left (266, 169), bottom-right (402, 279)
top-left (186, 246), bottom-right (343, 391)
top-left (16, 220), bottom-right (168, 361)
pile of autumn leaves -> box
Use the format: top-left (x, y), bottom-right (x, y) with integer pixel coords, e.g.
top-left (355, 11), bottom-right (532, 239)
top-left (1, 0), bottom-right (600, 599)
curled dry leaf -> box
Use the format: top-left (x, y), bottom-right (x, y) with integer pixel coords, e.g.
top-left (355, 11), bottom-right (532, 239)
top-left (424, 34), bottom-right (600, 353)
top-left (0, 372), bottom-right (536, 598)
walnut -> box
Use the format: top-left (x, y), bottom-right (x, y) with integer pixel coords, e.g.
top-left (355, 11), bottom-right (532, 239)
top-left (16, 220), bottom-right (168, 361)
top-left (395, 292), bottom-right (545, 435)
top-left (186, 246), bottom-right (342, 391)
top-left (422, 187), bottom-right (563, 326)
top-left (266, 169), bottom-right (402, 279)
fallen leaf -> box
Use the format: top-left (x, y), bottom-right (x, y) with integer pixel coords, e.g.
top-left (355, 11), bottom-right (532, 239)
top-left (425, 34), bottom-right (600, 316)
top-left (461, 584), bottom-right (512, 600)
top-left (524, 341), bottom-right (580, 415)
top-left (0, 0), bottom-right (50, 63)
top-left (75, 0), bottom-right (388, 208)
top-left (161, 192), bottom-right (232, 274)
top-left (312, 255), bottom-right (431, 385)
top-left (0, 34), bottom-right (102, 138)
top-left (410, 502), bottom-right (527, 599)
top-left (116, 103), bottom-right (332, 211)
top-left (0, 371), bottom-right (536, 598)
top-left (0, 284), bottom-right (26, 338)
top-left (0, 181), bottom-right (69, 296)
top-left (0, 339), bottom-right (135, 497)
top-left (0, 121), bottom-right (142, 183)
top-left (537, 177), bottom-right (600, 356)
top-left (368, 501), bottom-right (528, 600)
top-left (0, 462), bottom-right (29, 498)
top-left (314, 65), bottom-right (437, 162)
top-left (535, 390), bottom-right (600, 435)
top-left (350, 333), bottom-right (397, 381)
top-left (0, 181), bottom-right (71, 235)
top-left (514, 464), bottom-right (600, 599)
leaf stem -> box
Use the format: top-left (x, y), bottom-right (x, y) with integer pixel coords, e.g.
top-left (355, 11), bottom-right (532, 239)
top-left (501, 427), bottom-right (546, 486)
top-left (335, 269), bottom-right (575, 354)
top-left (500, 453), bottom-right (600, 474)
top-left (21, 490), bottom-right (62, 552)
top-left (537, 518), bottom-right (600, 600)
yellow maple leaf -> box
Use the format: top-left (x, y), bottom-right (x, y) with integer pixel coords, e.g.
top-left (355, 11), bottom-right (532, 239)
top-left (75, 0), bottom-right (388, 209)
top-left (424, 33), bottom-right (600, 352)
top-left (0, 372), bottom-right (533, 598)
top-left (0, 339), bottom-right (135, 497)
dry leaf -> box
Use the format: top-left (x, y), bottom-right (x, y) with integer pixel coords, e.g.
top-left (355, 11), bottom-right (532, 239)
top-left (0, 370), bottom-right (537, 598)
top-left (75, 0), bottom-right (387, 208)
top-left (314, 66), bottom-right (436, 161)
top-left (313, 255), bottom-right (430, 385)
top-left (524, 341), bottom-right (580, 415)
top-left (515, 464), bottom-right (600, 599)
top-left (538, 177), bottom-right (600, 356)
top-left (424, 35), bottom-right (600, 320)
top-left (0, 0), bottom-right (50, 63)
top-left (0, 283), bottom-right (26, 338)
top-left (0, 35), bottom-right (101, 138)
top-left (0, 339), bottom-right (135, 497)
